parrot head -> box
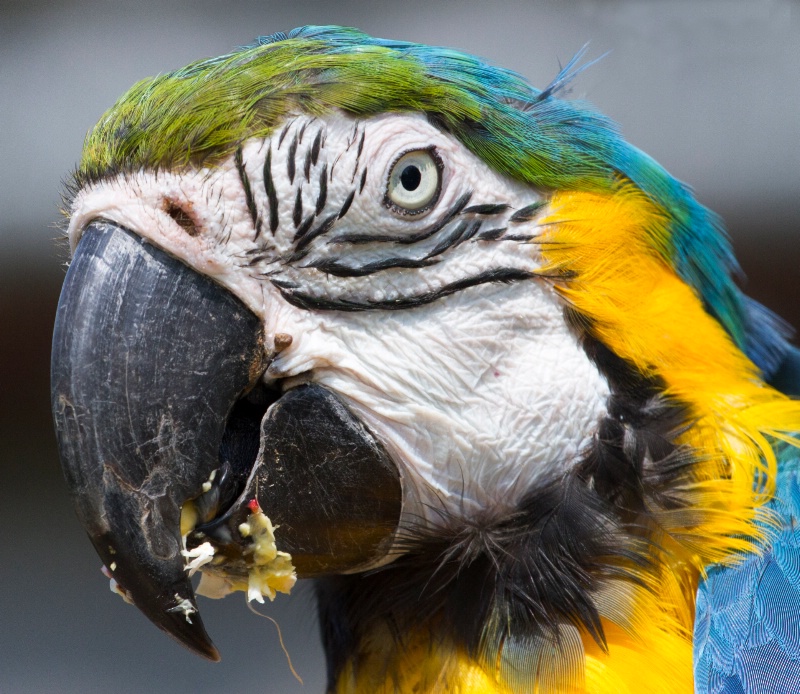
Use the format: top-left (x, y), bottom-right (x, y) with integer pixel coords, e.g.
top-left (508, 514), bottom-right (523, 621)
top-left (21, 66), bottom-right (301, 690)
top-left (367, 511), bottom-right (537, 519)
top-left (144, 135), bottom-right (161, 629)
top-left (52, 26), bottom-right (800, 691)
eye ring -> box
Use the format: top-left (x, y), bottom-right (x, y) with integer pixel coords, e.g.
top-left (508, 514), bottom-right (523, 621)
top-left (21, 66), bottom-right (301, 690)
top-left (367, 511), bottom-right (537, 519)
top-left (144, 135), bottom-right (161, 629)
top-left (384, 147), bottom-right (443, 216)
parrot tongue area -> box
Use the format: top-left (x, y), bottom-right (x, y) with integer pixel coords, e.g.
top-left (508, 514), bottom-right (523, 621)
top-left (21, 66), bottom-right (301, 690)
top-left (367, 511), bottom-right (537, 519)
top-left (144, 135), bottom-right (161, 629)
top-left (184, 385), bottom-right (276, 536)
top-left (184, 382), bottom-right (404, 590)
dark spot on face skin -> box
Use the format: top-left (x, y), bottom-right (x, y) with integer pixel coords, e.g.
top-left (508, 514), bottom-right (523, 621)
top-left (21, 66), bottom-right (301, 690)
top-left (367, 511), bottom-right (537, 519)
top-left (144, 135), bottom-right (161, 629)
top-left (165, 201), bottom-right (199, 236)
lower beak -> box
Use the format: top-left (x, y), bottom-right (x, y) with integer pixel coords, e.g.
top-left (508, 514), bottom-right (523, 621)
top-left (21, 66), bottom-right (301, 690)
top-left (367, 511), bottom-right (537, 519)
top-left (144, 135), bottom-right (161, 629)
top-left (52, 221), bottom-right (402, 661)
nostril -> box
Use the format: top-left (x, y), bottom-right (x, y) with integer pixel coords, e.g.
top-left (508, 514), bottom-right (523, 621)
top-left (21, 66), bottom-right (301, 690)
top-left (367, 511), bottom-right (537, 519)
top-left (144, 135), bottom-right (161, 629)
top-left (165, 201), bottom-right (199, 236)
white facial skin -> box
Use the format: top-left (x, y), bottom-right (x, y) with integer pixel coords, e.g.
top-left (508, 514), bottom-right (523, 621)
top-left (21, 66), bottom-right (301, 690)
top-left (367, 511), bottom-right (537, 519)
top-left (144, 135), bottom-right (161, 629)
top-left (68, 112), bottom-right (610, 532)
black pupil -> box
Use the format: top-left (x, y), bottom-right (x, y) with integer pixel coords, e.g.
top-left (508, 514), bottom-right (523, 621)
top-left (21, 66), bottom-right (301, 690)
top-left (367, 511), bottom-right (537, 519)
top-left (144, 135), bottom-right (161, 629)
top-left (400, 165), bottom-right (422, 191)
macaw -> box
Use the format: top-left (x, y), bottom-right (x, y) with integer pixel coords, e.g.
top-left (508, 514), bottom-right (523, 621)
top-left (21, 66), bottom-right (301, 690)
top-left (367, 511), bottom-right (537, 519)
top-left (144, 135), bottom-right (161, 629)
top-left (51, 26), bottom-right (800, 693)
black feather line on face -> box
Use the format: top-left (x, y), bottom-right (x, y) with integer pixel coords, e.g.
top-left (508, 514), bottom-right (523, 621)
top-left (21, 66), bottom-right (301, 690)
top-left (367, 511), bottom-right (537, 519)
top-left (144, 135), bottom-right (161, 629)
top-left (277, 119), bottom-right (293, 149)
top-left (351, 129), bottom-right (365, 184)
top-left (293, 213), bottom-right (315, 243)
top-left (298, 119), bottom-right (309, 144)
top-left (315, 164), bottom-right (328, 214)
top-left (293, 187), bottom-right (303, 228)
top-left (287, 133), bottom-right (298, 183)
top-left (234, 146), bottom-right (262, 240)
top-left (509, 201), bottom-right (546, 223)
top-left (464, 203), bottom-right (510, 215)
top-left (309, 255), bottom-right (441, 278)
top-left (316, 326), bottom-right (698, 688)
top-left (338, 190), bottom-right (355, 219)
top-left (329, 193), bottom-right (473, 246)
top-left (263, 147), bottom-right (279, 234)
top-left (475, 227), bottom-right (507, 241)
top-left (278, 268), bottom-right (535, 312)
top-left (304, 146), bottom-right (313, 182)
top-left (292, 212), bottom-right (338, 256)
top-left (311, 129), bottom-right (322, 166)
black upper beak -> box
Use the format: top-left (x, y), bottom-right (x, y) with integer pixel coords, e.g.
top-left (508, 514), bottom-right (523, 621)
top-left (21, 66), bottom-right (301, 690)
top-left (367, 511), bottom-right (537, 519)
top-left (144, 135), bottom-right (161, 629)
top-left (52, 220), bottom-right (402, 661)
top-left (51, 221), bottom-right (265, 661)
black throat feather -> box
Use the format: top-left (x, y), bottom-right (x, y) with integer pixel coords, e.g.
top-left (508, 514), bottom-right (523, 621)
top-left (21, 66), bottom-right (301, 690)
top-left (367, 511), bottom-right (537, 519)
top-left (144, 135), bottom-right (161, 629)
top-left (315, 325), bottom-right (697, 690)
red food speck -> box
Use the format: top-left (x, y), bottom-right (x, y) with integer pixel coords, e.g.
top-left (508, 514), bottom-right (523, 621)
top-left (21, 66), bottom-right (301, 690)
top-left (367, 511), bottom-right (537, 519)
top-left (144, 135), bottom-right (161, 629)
top-left (248, 499), bottom-right (261, 513)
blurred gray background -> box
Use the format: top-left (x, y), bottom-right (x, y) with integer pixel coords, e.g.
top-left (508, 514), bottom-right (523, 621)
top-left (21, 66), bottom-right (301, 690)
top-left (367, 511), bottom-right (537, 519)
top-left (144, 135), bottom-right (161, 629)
top-left (1, 1), bottom-right (798, 692)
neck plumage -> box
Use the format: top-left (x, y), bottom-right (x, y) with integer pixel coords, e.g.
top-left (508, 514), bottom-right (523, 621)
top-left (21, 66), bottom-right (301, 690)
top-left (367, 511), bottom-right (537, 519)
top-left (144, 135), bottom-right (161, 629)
top-left (315, 339), bottom-right (699, 693)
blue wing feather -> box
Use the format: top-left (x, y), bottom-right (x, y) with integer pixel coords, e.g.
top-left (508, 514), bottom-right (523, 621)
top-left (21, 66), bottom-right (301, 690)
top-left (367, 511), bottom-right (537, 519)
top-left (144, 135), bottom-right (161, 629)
top-left (695, 451), bottom-right (800, 693)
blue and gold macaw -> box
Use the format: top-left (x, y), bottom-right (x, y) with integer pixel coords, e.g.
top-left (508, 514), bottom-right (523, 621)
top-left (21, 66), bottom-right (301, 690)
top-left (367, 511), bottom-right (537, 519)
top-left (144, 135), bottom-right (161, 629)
top-left (52, 26), bottom-right (800, 693)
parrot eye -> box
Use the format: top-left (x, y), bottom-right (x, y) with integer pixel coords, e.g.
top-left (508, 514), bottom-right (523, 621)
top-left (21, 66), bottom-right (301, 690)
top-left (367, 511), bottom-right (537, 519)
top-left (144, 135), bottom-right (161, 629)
top-left (384, 148), bottom-right (442, 215)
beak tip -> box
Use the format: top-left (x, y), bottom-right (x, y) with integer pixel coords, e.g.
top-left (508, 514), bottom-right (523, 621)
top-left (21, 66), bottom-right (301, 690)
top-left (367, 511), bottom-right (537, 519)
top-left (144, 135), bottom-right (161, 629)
top-left (154, 606), bottom-right (221, 662)
top-left (205, 647), bottom-right (223, 663)
top-left (190, 638), bottom-right (222, 663)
